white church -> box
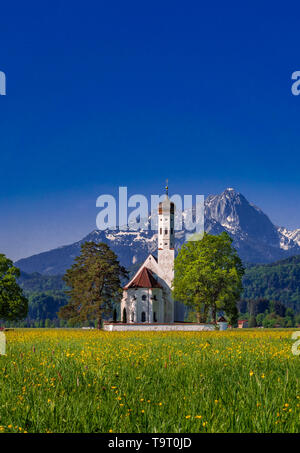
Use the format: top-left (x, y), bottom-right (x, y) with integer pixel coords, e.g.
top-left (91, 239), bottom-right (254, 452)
top-left (103, 186), bottom-right (216, 331)
top-left (120, 186), bottom-right (186, 325)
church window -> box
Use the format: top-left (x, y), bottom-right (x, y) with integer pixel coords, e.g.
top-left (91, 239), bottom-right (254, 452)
top-left (141, 312), bottom-right (146, 322)
top-left (153, 312), bottom-right (157, 322)
top-left (142, 295), bottom-right (147, 301)
top-left (160, 228), bottom-right (162, 234)
top-left (165, 229), bottom-right (168, 234)
top-left (171, 228), bottom-right (173, 234)
top-left (131, 311), bottom-right (134, 322)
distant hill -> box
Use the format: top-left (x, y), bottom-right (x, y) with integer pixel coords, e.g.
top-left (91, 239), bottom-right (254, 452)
top-left (242, 255), bottom-right (300, 311)
top-left (18, 272), bottom-right (66, 293)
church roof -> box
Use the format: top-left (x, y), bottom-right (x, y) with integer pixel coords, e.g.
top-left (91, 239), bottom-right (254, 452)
top-left (217, 316), bottom-right (227, 323)
top-left (158, 195), bottom-right (175, 214)
top-left (124, 267), bottom-right (163, 290)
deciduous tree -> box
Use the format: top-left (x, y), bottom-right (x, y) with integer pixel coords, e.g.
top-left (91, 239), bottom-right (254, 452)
top-left (173, 232), bottom-right (244, 324)
top-left (0, 254), bottom-right (28, 321)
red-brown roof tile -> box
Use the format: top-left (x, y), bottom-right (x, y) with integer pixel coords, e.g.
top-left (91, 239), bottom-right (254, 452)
top-left (217, 316), bottom-right (227, 322)
top-left (124, 267), bottom-right (162, 289)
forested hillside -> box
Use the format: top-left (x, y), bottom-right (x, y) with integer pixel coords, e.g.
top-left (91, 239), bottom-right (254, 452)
top-left (4, 254), bottom-right (300, 327)
top-left (242, 255), bottom-right (300, 311)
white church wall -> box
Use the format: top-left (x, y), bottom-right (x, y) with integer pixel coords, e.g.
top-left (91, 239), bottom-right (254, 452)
top-left (103, 323), bottom-right (215, 332)
top-left (120, 191), bottom-right (188, 325)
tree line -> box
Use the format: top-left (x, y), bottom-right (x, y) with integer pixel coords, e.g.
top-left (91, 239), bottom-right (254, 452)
top-left (1, 233), bottom-right (300, 328)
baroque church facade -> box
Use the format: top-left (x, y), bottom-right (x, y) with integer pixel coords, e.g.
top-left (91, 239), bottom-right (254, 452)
top-left (121, 190), bottom-right (185, 323)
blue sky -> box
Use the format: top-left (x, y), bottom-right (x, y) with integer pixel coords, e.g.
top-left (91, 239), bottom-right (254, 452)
top-left (1, 1), bottom-right (300, 261)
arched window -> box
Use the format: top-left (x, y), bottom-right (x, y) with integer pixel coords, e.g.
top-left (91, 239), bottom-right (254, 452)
top-left (131, 311), bottom-right (135, 322)
top-left (113, 308), bottom-right (117, 323)
top-left (142, 295), bottom-right (147, 301)
top-left (141, 312), bottom-right (146, 322)
top-left (122, 308), bottom-right (127, 323)
top-left (153, 312), bottom-right (157, 322)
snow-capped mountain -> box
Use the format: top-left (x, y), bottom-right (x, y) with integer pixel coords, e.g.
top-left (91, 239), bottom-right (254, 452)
top-left (277, 227), bottom-right (300, 249)
top-left (204, 188), bottom-right (300, 264)
top-left (15, 188), bottom-right (300, 275)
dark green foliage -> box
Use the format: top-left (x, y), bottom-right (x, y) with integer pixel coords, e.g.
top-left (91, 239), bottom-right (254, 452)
top-left (18, 272), bottom-right (65, 293)
top-left (0, 254), bottom-right (28, 321)
top-left (59, 241), bottom-right (128, 328)
top-left (242, 255), bottom-right (300, 312)
top-left (173, 232), bottom-right (244, 324)
top-left (28, 292), bottom-right (68, 321)
top-left (237, 297), bottom-right (298, 328)
top-left (6, 272), bottom-right (68, 327)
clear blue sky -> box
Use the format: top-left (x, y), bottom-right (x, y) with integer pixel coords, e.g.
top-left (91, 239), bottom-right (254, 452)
top-left (1, 1), bottom-right (300, 261)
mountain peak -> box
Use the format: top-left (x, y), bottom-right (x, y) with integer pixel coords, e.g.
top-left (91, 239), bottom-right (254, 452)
top-left (221, 187), bottom-right (243, 199)
top-left (224, 187), bottom-right (237, 193)
top-left (15, 188), bottom-right (300, 274)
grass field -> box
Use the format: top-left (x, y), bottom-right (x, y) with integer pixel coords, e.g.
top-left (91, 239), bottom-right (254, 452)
top-left (0, 328), bottom-right (299, 433)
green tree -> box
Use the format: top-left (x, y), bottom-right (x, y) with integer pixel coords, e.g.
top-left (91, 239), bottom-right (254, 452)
top-left (0, 254), bottom-right (28, 321)
top-left (249, 315), bottom-right (257, 328)
top-left (59, 242), bottom-right (127, 329)
top-left (256, 313), bottom-right (265, 326)
top-left (173, 232), bottom-right (244, 324)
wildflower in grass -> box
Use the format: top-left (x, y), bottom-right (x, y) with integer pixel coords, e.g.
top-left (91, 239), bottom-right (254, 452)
top-left (185, 415), bottom-right (191, 419)
top-left (2, 328), bottom-right (299, 433)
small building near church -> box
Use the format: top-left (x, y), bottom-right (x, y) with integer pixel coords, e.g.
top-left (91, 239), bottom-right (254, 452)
top-left (238, 319), bottom-right (248, 328)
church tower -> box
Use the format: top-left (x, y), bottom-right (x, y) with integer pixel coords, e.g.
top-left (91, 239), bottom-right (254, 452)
top-left (158, 182), bottom-right (175, 290)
